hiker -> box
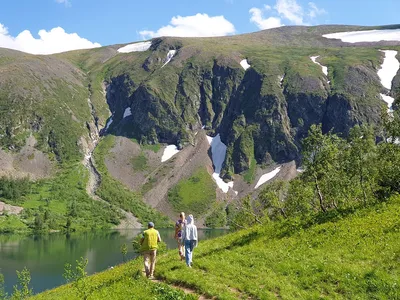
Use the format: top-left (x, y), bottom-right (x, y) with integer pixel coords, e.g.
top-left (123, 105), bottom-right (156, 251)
top-left (181, 214), bottom-right (198, 267)
top-left (140, 221), bottom-right (161, 279)
top-left (175, 212), bottom-right (186, 260)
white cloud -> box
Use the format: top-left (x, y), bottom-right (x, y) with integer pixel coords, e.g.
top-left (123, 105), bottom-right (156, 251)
top-left (249, 7), bottom-right (283, 30)
top-left (55, 0), bottom-right (71, 7)
top-left (308, 2), bottom-right (326, 18)
top-left (250, 0), bottom-right (326, 30)
top-left (0, 23), bottom-right (101, 55)
top-left (275, 0), bottom-right (304, 25)
top-left (139, 13), bottom-right (236, 39)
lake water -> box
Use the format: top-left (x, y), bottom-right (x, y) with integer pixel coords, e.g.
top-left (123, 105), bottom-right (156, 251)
top-left (0, 229), bottom-right (228, 295)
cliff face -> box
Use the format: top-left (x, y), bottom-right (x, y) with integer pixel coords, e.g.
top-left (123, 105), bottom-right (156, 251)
top-left (2, 25), bottom-right (397, 182)
top-left (103, 45), bottom-right (387, 178)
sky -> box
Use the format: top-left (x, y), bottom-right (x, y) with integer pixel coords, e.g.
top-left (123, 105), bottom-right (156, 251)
top-left (0, 0), bottom-right (399, 54)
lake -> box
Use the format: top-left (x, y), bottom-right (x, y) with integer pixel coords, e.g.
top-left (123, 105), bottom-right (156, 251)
top-left (0, 229), bottom-right (228, 295)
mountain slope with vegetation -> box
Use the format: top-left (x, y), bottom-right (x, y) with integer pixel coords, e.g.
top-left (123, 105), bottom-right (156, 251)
top-left (1, 25), bottom-right (400, 230)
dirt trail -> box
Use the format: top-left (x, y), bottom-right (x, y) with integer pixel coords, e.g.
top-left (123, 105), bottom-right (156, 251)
top-left (150, 278), bottom-right (212, 300)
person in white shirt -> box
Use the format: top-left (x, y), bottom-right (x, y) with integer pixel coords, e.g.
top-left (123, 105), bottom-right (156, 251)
top-left (181, 214), bottom-right (198, 267)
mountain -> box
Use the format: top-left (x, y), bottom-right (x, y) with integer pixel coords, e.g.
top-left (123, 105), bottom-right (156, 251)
top-left (0, 25), bottom-right (399, 230)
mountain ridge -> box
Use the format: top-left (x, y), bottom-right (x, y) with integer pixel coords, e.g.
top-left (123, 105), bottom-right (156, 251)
top-left (0, 24), bottom-right (399, 230)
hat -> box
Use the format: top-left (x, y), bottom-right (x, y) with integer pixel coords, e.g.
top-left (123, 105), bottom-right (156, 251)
top-left (148, 222), bottom-right (154, 227)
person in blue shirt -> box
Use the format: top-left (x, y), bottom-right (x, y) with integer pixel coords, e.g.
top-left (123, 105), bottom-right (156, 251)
top-left (181, 214), bottom-right (198, 267)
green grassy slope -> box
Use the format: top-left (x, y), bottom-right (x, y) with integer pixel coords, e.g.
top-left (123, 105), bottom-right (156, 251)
top-left (32, 196), bottom-right (400, 299)
top-left (168, 167), bottom-right (217, 216)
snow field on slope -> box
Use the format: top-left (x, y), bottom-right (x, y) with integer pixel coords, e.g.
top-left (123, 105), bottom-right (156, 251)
top-left (105, 117), bottom-right (113, 131)
top-left (162, 50), bottom-right (177, 67)
top-left (240, 59), bottom-right (251, 70)
top-left (161, 145), bottom-right (180, 162)
top-left (117, 41), bottom-right (152, 53)
top-left (310, 56), bottom-right (328, 76)
top-left (123, 107), bottom-right (132, 118)
top-left (207, 134), bottom-right (234, 193)
top-left (254, 166), bottom-right (281, 189)
top-left (323, 29), bottom-right (400, 43)
top-left (377, 50), bottom-right (400, 111)
top-left (377, 50), bottom-right (399, 90)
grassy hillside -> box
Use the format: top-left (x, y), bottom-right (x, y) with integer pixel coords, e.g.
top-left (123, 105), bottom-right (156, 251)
top-left (168, 167), bottom-right (216, 216)
top-left (0, 164), bottom-right (121, 233)
top-left (31, 195), bottom-right (400, 299)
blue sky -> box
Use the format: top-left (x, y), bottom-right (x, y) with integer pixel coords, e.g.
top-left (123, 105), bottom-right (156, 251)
top-left (0, 0), bottom-right (399, 54)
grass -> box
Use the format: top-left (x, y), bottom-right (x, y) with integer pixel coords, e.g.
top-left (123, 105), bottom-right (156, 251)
top-left (31, 259), bottom-right (196, 300)
top-left (155, 196), bottom-right (400, 299)
top-left (0, 163), bottom-right (122, 232)
top-left (168, 167), bottom-right (216, 216)
top-left (32, 196), bottom-right (400, 299)
top-left (0, 215), bottom-right (27, 233)
top-left (243, 158), bottom-right (257, 184)
top-left (131, 153), bottom-right (148, 171)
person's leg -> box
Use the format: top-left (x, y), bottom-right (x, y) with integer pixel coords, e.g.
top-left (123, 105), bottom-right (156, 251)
top-left (143, 251), bottom-right (150, 277)
top-left (189, 240), bottom-right (196, 265)
top-left (178, 239), bottom-right (184, 260)
top-left (179, 239), bottom-right (185, 258)
top-left (185, 240), bottom-right (192, 267)
top-left (149, 250), bottom-right (157, 277)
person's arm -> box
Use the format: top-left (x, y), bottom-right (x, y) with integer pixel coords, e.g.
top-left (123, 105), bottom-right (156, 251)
top-left (194, 226), bottom-right (198, 247)
top-left (181, 226), bottom-right (186, 241)
top-left (140, 233), bottom-right (144, 245)
top-left (157, 231), bottom-right (161, 242)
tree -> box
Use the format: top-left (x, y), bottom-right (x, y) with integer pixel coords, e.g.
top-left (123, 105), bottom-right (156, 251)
top-left (34, 214), bottom-right (44, 232)
top-left (258, 180), bottom-right (288, 220)
top-left (227, 196), bottom-right (264, 230)
top-left (0, 271), bottom-right (7, 300)
top-left (284, 178), bottom-right (315, 217)
top-left (64, 257), bottom-right (89, 300)
top-left (11, 267), bottom-right (32, 300)
top-left (302, 125), bottom-right (341, 212)
top-left (345, 125), bottom-right (378, 205)
top-left (377, 110), bottom-right (400, 196)
top-left (120, 244), bottom-right (128, 263)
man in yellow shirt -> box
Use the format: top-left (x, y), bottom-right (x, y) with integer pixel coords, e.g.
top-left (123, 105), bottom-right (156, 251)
top-left (140, 222), bottom-right (161, 279)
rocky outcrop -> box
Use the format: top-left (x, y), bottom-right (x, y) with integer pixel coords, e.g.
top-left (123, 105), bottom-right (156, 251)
top-left (103, 55), bottom-right (385, 178)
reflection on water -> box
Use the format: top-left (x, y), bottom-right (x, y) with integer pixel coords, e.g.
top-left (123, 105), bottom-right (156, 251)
top-left (0, 229), bottom-right (228, 295)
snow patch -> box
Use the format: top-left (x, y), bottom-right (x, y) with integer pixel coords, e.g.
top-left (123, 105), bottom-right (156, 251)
top-left (162, 50), bottom-right (177, 67)
top-left (117, 41), bottom-right (152, 53)
top-left (207, 134), bottom-right (234, 193)
top-left (310, 56), bottom-right (328, 76)
top-left (323, 29), bottom-right (400, 43)
top-left (161, 145), bottom-right (180, 162)
top-left (380, 94), bottom-right (395, 111)
top-left (123, 107), bottom-right (132, 118)
top-left (105, 117), bottom-right (113, 131)
top-left (240, 59), bottom-right (251, 70)
top-left (377, 50), bottom-right (399, 112)
top-left (377, 50), bottom-right (399, 90)
top-left (254, 166), bottom-right (281, 189)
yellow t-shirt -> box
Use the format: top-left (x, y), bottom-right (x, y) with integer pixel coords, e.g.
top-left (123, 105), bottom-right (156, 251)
top-left (140, 228), bottom-right (160, 252)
